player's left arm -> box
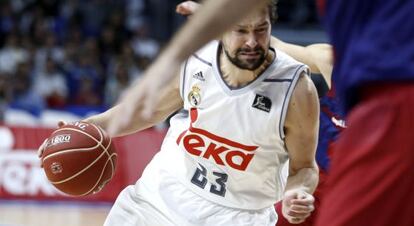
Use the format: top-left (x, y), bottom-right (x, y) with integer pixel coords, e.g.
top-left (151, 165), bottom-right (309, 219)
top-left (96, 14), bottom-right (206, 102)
top-left (282, 73), bottom-right (319, 224)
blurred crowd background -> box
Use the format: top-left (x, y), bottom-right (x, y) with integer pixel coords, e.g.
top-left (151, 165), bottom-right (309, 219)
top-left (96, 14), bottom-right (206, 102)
top-left (0, 0), bottom-right (321, 123)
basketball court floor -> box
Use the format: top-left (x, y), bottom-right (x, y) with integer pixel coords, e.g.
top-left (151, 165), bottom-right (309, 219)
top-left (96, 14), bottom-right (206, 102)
top-left (0, 200), bottom-right (111, 226)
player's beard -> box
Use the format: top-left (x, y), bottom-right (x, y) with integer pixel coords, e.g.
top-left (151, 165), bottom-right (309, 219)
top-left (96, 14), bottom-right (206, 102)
top-left (223, 46), bottom-right (267, 70)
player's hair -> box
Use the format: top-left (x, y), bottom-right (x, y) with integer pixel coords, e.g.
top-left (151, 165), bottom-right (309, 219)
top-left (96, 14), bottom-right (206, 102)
top-left (267, 0), bottom-right (278, 23)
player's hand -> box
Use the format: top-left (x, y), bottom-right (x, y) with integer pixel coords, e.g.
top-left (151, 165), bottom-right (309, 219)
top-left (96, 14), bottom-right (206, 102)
top-left (281, 189), bottom-right (315, 224)
top-left (176, 1), bottom-right (200, 16)
top-left (38, 121), bottom-right (68, 167)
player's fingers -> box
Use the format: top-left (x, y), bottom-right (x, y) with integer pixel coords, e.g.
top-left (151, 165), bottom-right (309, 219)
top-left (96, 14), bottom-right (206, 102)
top-left (37, 139), bottom-right (48, 168)
top-left (176, 1), bottom-right (198, 15)
top-left (290, 199), bottom-right (313, 206)
top-left (288, 216), bottom-right (306, 224)
top-left (58, 120), bottom-right (67, 128)
top-left (296, 212), bottom-right (311, 220)
top-left (37, 139), bottom-right (48, 157)
top-left (176, 4), bottom-right (191, 15)
top-left (286, 208), bottom-right (312, 218)
top-left (289, 204), bottom-right (314, 213)
top-left (291, 196), bottom-right (314, 205)
top-left (283, 193), bottom-right (295, 205)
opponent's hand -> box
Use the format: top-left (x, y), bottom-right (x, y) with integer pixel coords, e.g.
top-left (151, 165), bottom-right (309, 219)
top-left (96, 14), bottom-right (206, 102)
top-left (282, 189), bottom-right (315, 224)
top-left (176, 1), bottom-right (200, 16)
top-left (38, 121), bottom-right (67, 167)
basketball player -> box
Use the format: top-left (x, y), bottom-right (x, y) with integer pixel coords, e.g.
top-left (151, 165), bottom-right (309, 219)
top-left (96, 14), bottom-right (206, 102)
top-left (314, 1), bottom-right (414, 226)
top-left (85, 1), bottom-right (320, 225)
top-left (175, 3), bottom-right (342, 225)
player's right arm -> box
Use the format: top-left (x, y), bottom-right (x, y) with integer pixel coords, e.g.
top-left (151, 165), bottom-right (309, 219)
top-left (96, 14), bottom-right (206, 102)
top-left (86, 74), bottom-right (183, 137)
top-left (282, 73), bottom-right (319, 224)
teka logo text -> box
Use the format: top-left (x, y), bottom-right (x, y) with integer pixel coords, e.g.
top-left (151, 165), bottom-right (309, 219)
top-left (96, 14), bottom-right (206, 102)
top-left (177, 108), bottom-right (258, 171)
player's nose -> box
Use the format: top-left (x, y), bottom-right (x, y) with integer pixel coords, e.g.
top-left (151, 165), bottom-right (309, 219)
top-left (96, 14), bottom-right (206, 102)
top-left (245, 34), bottom-right (258, 49)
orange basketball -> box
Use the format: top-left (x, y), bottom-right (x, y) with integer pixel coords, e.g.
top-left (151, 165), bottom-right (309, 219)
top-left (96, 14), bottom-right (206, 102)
top-left (41, 121), bottom-right (117, 196)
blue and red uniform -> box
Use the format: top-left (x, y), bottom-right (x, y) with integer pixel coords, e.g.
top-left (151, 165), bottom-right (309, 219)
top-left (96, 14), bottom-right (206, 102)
top-left (317, 0), bottom-right (414, 112)
top-left (275, 87), bottom-right (344, 226)
top-left (314, 88), bottom-right (344, 173)
top-left (316, 1), bottom-right (414, 226)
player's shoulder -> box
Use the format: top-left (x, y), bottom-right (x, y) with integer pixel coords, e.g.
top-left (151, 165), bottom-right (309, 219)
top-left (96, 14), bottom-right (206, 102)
top-left (266, 48), bottom-right (308, 80)
top-left (295, 72), bottom-right (317, 97)
top-left (273, 48), bottom-right (304, 69)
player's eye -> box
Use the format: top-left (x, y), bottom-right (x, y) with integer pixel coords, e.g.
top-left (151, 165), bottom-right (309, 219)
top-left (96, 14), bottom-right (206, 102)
top-left (236, 29), bottom-right (248, 34)
top-left (255, 27), bottom-right (268, 33)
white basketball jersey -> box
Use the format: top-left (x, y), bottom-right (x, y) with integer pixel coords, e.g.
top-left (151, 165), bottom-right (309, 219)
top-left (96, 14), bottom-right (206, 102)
top-left (139, 41), bottom-right (308, 210)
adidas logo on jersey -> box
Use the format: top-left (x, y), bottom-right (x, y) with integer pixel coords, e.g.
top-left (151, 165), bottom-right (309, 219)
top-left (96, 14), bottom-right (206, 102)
top-left (252, 94), bottom-right (272, 113)
top-left (192, 71), bottom-right (205, 81)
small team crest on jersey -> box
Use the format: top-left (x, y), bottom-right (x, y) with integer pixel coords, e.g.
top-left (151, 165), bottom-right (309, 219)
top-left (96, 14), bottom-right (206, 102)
top-left (188, 85), bottom-right (202, 107)
top-left (252, 94), bottom-right (272, 112)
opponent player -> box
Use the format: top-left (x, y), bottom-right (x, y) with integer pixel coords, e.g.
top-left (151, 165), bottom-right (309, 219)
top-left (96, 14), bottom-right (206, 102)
top-left (86, 1), bottom-right (319, 225)
top-left (315, 1), bottom-right (414, 226)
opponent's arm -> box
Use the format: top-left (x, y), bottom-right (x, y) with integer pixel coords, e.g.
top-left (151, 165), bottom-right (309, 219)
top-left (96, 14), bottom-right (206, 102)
top-left (282, 73), bottom-right (319, 224)
top-left (86, 75), bottom-right (183, 137)
top-left (271, 37), bottom-right (333, 87)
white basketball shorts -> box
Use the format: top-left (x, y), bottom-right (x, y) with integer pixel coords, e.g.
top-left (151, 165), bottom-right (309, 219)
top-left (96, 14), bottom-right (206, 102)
top-left (104, 165), bottom-right (277, 226)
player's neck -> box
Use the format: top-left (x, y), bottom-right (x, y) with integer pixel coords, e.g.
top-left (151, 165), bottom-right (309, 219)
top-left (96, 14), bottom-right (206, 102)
top-left (219, 50), bottom-right (274, 88)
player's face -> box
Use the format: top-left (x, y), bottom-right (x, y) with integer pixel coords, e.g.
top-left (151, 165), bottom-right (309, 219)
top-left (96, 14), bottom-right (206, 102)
top-left (221, 8), bottom-right (271, 70)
